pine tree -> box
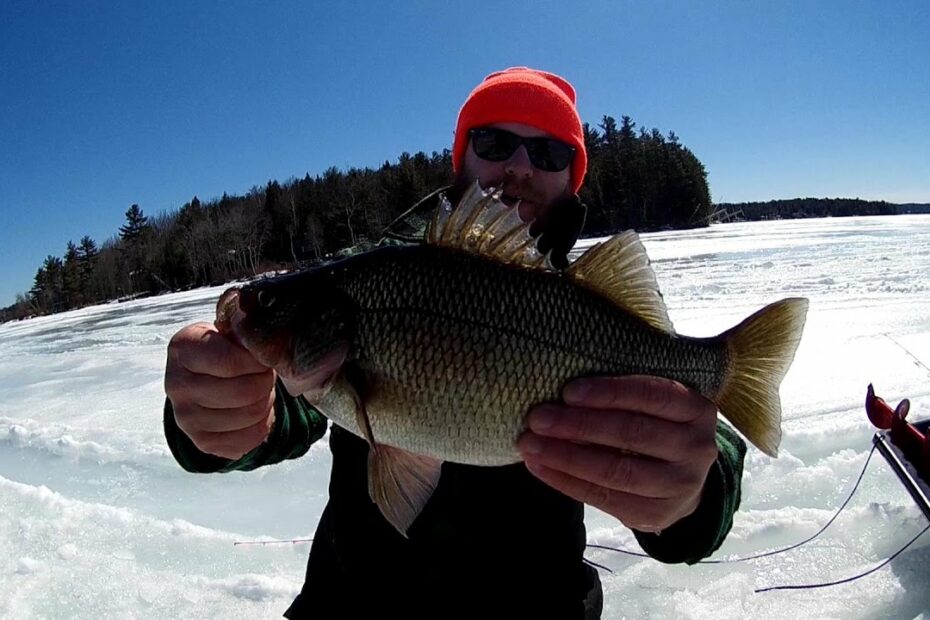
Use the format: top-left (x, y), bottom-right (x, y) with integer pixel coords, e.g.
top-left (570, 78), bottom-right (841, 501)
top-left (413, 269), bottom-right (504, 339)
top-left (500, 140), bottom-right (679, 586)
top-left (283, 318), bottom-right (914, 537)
top-left (78, 236), bottom-right (99, 303)
top-left (62, 240), bottom-right (83, 309)
top-left (119, 204), bottom-right (149, 242)
top-left (30, 256), bottom-right (65, 313)
top-left (78, 235), bottom-right (98, 261)
top-left (263, 180), bottom-right (292, 262)
top-left (119, 204), bottom-right (150, 292)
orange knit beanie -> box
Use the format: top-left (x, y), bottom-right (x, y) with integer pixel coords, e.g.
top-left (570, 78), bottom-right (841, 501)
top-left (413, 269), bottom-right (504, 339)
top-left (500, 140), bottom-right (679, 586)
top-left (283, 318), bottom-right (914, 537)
top-left (452, 67), bottom-right (587, 193)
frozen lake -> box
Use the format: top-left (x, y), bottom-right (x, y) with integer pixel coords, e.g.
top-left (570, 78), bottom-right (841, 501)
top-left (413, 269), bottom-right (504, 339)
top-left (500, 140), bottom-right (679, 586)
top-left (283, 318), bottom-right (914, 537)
top-left (2, 215), bottom-right (929, 619)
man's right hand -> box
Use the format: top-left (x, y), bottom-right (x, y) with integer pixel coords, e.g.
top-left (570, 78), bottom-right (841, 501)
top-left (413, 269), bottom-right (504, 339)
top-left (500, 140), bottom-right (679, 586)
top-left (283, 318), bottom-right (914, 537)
top-left (165, 322), bottom-right (277, 460)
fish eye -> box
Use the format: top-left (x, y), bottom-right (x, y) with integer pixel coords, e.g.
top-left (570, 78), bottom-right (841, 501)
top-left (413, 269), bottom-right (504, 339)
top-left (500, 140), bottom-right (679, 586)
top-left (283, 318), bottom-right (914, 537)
top-left (257, 290), bottom-right (275, 308)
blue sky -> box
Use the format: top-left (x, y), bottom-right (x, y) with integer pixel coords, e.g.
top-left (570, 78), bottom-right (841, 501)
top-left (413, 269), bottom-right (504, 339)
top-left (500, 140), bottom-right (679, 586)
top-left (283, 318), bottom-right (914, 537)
top-left (1, 0), bottom-right (928, 306)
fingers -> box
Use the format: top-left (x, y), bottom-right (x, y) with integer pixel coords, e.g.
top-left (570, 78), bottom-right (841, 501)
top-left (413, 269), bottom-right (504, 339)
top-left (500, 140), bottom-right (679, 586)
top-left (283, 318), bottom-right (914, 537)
top-left (563, 375), bottom-right (714, 424)
top-left (184, 413), bottom-right (276, 461)
top-left (518, 434), bottom-right (706, 499)
top-left (519, 374), bottom-right (719, 531)
top-left (165, 321), bottom-right (278, 459)
top-left (526, 404), bottom-right (714, 462)
top-left (522, 461), bottom-right (697, 531)
top-left (165, 322), bottom-right (276, 409)
top-left (167, 367), bottom-right (276, 409)
top-left (174, 390), bottom-right (276, 434)
top-left (541, 375), bottom-right (718, 462)
top-left (169, 322), bottom-right (269, 378)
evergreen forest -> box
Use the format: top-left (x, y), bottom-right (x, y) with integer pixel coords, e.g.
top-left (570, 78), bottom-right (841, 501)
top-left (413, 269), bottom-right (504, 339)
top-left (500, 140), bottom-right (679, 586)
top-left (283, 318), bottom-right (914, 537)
top-left (4, 114), bottom-right (924, 322)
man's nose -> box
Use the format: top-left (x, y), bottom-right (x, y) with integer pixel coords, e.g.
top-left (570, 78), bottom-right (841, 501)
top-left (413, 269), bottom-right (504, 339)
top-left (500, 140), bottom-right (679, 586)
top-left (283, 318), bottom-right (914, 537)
top-left (504, 145), bottom-right (533, 179)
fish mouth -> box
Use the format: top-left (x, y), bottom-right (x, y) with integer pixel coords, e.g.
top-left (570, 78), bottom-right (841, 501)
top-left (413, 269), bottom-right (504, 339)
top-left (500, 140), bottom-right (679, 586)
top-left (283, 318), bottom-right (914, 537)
top-left (214, 285), bottom-right (292, 370)
top-left (215, 285), bottom-right (350, 400)
top-left (215, 287), bottom-right (242, 337)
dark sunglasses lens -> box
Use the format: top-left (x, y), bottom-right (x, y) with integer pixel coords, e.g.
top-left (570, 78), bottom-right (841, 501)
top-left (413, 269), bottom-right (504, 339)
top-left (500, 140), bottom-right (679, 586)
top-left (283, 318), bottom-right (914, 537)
top-left (471, 128), bottom-right (573, 172)
top-left (526, 139), bottom-right (574, 172)
top-left (471, 129), bottom-right (519, 161)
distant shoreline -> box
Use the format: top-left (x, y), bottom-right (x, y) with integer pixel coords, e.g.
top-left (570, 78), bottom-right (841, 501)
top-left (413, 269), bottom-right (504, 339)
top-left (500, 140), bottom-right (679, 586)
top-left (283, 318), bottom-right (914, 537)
top-left (6, 210), bottom-right (930, 321)
top-left (710, 198), bottom-right (930, 223)
top-left (579, 201), bottom-right (930, 237)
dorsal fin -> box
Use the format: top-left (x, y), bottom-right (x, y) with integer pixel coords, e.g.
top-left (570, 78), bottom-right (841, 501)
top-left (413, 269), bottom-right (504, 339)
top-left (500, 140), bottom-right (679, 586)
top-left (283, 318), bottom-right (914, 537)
top-left (426, 180), bottom-right (555, 271)
top-left (566, 231), bottom-right (675, 333)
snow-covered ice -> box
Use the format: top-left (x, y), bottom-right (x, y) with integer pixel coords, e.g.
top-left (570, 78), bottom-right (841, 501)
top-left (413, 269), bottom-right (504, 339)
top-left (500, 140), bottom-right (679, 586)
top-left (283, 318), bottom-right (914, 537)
top-left (2, 215), bottom-right (929, 619)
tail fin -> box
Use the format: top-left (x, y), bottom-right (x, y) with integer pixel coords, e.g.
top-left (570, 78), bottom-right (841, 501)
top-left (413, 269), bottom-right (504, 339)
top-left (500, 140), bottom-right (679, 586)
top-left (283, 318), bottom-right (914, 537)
top-left (717, 298), bottom-right (809, 457)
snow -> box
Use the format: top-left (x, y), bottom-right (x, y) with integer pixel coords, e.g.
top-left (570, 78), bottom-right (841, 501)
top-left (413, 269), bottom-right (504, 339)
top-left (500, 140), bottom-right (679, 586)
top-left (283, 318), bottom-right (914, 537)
top-left (2, 214), bottom-right (929, 619)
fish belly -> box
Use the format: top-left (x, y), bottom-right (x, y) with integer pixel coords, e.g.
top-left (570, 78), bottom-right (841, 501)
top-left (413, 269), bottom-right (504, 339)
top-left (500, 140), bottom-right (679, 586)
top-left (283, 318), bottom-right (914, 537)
top-left (352, 311), bottom-right (591, 466)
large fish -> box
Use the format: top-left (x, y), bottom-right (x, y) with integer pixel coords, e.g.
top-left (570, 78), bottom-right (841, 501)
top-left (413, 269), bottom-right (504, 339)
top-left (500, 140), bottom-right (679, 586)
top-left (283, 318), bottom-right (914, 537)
top-left (215, 181), bottom-right (808, 535)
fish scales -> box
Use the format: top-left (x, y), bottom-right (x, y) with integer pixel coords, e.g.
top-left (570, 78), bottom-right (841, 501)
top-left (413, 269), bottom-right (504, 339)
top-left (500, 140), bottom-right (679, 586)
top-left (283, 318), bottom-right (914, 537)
top-left (314, 244), bottom-right (729, 465)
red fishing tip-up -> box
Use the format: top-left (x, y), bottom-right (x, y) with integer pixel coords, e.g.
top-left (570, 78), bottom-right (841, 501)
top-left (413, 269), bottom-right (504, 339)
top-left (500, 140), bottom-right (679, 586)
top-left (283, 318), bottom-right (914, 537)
top-left (867, 384), bottom-right (928, 482)
top-left (866, 383), bottom-right (910, 429)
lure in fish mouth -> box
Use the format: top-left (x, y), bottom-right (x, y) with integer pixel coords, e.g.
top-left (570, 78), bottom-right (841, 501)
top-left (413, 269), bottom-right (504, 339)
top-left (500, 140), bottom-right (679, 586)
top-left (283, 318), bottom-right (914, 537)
top-left (212, 180), bottom-right (809, 537)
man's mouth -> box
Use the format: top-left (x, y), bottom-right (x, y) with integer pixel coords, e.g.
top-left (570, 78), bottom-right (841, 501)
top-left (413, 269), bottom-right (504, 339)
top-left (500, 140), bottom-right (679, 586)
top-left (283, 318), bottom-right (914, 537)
top-left (489, 185), bottom-right (539, 223)
top-left (502, 193), bottom-right (537, 213)
top-left (500, 193), bottom-right (520, 208)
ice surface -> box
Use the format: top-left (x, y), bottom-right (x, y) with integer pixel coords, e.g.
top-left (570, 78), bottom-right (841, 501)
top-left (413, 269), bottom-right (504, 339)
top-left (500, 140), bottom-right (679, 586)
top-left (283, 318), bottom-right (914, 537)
top-left (2, 215), bottom-right (929, 619)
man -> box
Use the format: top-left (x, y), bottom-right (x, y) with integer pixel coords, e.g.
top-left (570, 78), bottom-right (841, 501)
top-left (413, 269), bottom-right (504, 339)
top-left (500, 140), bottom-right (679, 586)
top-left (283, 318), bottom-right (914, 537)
top-left (163, 67), bottom-right (746, 619)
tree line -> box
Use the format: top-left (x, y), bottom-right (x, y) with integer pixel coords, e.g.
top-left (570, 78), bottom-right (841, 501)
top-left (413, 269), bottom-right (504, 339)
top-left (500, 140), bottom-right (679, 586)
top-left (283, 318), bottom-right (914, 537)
top-left (713, 197), bottom-right (930, 221)
top-left (2, 115), bottom-right (713, 322)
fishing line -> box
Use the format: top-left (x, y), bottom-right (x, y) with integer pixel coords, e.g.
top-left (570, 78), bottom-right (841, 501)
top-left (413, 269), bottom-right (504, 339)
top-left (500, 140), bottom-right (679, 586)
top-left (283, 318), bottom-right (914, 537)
top-left (587, 443), bottom-right (878, 564)
top-left (584, 543), bottom-right (649, 560)
top-left (583, 557), bottom-right (614, 574)
top-left (233, 537), bottom-right (314, 546)
top-left (755, 522), bottom-right (930, 593)
top-left (883, 332), bottom-right (930, 377)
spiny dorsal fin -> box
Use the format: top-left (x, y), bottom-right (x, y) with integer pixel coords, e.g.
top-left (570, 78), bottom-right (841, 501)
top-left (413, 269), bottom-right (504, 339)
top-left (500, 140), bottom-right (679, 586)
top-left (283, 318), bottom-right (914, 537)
top-left (566, 231), bottom-right (674, 333)
top-left (426, 180), bottom-right (555, 271)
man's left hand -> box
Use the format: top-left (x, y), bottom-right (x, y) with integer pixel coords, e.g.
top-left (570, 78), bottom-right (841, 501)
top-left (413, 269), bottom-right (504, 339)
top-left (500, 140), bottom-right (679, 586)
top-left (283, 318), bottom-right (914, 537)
top-left (517, 375), bottom-right (719, 533)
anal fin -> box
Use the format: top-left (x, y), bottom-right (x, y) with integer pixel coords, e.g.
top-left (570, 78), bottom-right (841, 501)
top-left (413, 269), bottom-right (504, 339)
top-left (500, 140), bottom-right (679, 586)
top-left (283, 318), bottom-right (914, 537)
top-left (368, 444), bottom-right (443, 537)
top-left (339, 365), bottom-right (443, 536)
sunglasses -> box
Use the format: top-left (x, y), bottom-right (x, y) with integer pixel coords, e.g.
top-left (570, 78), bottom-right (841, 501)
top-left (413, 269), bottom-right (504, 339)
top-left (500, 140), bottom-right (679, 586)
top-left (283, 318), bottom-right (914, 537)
top-left (469, 127), bottom-right (575, 173)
